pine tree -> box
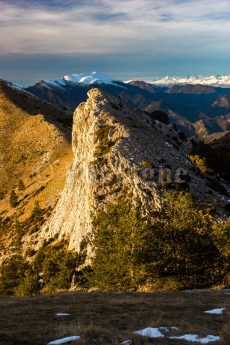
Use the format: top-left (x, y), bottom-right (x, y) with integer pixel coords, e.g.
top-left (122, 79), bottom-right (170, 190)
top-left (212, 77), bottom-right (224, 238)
top-left (18, 179), bottom-right (25, 191)
top-left (10, 190), bottom-right (18, 208)
top-left (90, 199), bottom-right (148, 290)
top-left (143, 192), bottom-right (218, 288)
top-left (31, 201), bottom-right (42, 221)
top-left (0, 255), bottom-right (28, 295)
top-left (90, 193), bottom-right (224, 290)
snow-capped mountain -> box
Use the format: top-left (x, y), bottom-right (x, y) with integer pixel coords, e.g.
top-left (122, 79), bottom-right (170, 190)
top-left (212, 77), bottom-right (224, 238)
top-left (63, 72), bottom-right (116, 85)
top-left (25, 71), bottom-right (230, 139)
top-left (39, 72), bottom-right (120, 90)
top-left (142, 75), bottom-right (230, 88)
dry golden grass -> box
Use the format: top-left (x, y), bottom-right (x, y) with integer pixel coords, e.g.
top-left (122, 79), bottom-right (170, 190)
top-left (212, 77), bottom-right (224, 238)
top-left (0, 80), bottom-right (72, 210)
top-left (0, 289), bottom-right (229, 345)
top-left (0, 80), bottom-right (73, 262)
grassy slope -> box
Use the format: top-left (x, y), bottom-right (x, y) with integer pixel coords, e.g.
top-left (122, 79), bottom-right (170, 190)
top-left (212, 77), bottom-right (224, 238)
top-left (0, 290), bottom-right (229, 345)
top-left (0, 81), bottom-right (72, 214)
top-left (0, 81), bottom-right (73, 262)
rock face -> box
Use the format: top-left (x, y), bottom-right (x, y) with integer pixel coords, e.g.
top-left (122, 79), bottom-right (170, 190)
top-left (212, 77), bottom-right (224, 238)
top-left (39, 89), bottom-right (229, 251)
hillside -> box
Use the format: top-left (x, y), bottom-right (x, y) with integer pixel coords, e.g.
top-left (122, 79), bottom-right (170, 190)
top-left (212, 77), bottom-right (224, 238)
top-left (0, 80), bottom-right (72, 263)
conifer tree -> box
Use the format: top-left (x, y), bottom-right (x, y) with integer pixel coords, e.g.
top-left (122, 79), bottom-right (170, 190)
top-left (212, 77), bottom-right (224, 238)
top-left (90, 193), bottom-right (224, 290)
top-left (90, 199), bottom-right (149, 290)
top-left (31, 201), bottom-right (42, 221)
top-left (10, 190), bottom-right (18, 208)
top-left (18, 179), bottom-right (25, 191)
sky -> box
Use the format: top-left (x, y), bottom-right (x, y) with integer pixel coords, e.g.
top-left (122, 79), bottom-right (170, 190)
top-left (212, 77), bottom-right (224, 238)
top-left (0, 0), bottom-right (230, 85)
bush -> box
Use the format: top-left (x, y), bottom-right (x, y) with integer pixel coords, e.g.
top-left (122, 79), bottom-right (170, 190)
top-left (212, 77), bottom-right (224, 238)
top-left (190, 140), bottom-right (230, 180)
top-left (189, 154), bottom-right (213, 174)
top-left (94, 126), bottom-right (114, 159)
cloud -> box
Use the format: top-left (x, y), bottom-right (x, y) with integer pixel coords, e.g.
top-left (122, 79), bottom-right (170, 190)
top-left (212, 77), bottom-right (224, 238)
top-left (0, 0), bottom-right (229, 83)
top-left (0, 0), bottom-right (229, 57)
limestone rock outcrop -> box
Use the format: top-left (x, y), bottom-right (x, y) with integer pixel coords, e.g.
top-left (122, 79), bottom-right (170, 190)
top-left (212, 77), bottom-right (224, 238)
top-left (38, 89), bottom-right (229, 250)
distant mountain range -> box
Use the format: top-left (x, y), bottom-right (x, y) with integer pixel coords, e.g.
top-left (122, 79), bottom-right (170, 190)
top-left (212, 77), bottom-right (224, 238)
top-left (142, 75), bottom-right (230, 88)
top-left (25, 72), bottom-right (230, 139)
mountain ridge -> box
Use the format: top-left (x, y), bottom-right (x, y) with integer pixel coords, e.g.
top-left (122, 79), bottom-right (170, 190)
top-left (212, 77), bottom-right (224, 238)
top-left (24, 73), bottom-right (230, 139)
top-left (28, 88), bottom-right (230, 252)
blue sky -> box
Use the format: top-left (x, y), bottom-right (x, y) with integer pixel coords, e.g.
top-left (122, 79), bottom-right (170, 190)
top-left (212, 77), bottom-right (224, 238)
top-left (0, 0), bottom-right (229, 85)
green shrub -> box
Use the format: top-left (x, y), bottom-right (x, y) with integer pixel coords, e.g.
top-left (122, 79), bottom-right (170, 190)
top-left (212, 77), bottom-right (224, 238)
top-left (189, 154), bottom-right (213, 174)
top-left (94, 126), bottom-right (114, 159)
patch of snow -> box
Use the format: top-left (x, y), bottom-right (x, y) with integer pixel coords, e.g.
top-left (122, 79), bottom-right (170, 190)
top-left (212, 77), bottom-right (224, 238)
top-left (141, 75), bottom-right (230, 88)
top-left (6, 81), bottom-right (24, 91)
top-left (134, 326), bottom-right (179, 338)
top-left (170, 334), bottom-right (220, 344)
top-left (44, 80), bottom-right (67, 90)
top-left (5, 81), bottom-right (37, 98)
top-left (47, 336), bottom-right (80, 345)
top-left (55, 313), bottom-right (70, 316)
top-left (134, 327), bottom-right (165, 338)
top-left (120, 341), bottom-right (132, 345)
top-left (4, 80), bottom-right (55, 107)
top-left (204, 308), bottom-right (225, 315)
top-left (161, 326), bottom-right (180, 331)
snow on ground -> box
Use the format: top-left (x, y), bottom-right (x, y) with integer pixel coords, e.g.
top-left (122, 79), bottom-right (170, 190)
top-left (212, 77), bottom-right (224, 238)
top-left (133, 327), bottom-right (220, 344)
top-left (43, 80), bottom-right (67, 90)
top-left (134, 326), bottom-right (179, 338)
top-left (134, 327), bottom-right (165, 338)
top-left (47, 336), bottom-right (80, 344)
top-left (5, 81), bottom-right (39, 99)
top-left (204, 308), bottom-right (225, 315)
top-left (142, 75), bottom-right (230, 88)
top-left (170, 334), bottom-right (220, 344)
top-left (55, 313), bottom-right (70, 316)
